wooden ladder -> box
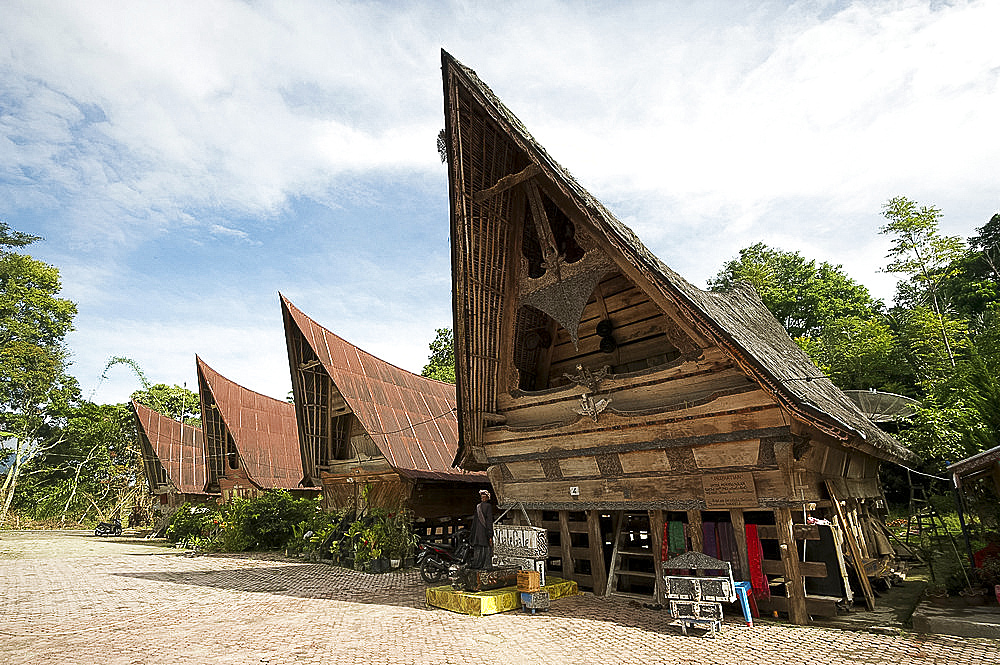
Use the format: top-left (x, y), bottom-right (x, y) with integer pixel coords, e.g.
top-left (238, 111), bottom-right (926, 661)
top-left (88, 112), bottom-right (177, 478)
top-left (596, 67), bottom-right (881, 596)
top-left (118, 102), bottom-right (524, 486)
top-left (605, 511), bottom-right (659, 600)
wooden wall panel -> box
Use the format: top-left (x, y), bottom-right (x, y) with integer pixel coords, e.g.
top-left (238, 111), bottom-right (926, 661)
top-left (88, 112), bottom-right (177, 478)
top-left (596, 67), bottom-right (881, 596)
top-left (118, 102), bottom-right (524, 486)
top-left (619, 449), bottom-right (671, 474)
top-left (691, 440), bottom-right (761, 468)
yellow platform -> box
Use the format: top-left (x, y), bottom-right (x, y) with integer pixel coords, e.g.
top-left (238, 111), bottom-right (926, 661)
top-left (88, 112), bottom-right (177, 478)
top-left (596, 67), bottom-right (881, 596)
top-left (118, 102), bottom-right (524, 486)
top-left (425, 576), bottom-right (579, 616)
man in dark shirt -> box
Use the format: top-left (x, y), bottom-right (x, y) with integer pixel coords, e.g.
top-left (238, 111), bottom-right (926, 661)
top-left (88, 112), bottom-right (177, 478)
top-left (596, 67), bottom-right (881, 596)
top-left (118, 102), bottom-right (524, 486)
top-left (470, 489), bottom-right (494, 569)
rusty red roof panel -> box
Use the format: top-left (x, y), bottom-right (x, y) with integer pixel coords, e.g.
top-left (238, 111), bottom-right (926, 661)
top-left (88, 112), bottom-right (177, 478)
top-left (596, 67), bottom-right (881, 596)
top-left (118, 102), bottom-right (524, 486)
top-left (280, 295), bottom-right (482, 483)
top-left (132, 400), bottom-right (210, 495)
top-left (196, 355), bottom-right (310, 490)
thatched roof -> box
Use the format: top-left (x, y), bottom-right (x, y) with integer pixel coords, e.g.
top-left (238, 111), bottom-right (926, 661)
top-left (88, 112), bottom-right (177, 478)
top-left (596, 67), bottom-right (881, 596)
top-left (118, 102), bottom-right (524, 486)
top-left (196, 356), bottom-right (309, 490)
top-left (281, 294), bottom-right (486, 483)
top-left (442, 50), bottom-right (915, 467)
top-left (132, 400), bottom-right (211, 496)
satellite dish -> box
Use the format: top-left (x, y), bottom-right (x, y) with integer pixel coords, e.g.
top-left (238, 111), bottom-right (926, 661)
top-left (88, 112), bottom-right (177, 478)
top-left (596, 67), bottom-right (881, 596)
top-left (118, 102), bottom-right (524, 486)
top-left (844, 390), bottom-right (919, 423)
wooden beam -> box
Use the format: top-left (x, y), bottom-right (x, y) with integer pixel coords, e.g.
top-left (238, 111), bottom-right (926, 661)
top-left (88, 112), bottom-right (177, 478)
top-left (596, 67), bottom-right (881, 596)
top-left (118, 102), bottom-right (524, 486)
top-left (473, 163), bottom-right (540, 203)
top-left (826, 480), bottom-right (875, 611)
top-left (588, 510), bottom-right (609, 595)
top-left (775, 506), bottom-right (809, 625)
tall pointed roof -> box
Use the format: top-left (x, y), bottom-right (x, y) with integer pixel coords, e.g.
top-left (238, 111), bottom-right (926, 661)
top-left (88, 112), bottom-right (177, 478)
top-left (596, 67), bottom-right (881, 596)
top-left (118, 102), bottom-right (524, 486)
top-left (441, 50), bottom-right (915, 466)
top-left (195, 355), bottom-right (307, 490)
top-left (281, 294), bottom-right (481, 482)
top-left (132, 400), bottom-right (210, 495)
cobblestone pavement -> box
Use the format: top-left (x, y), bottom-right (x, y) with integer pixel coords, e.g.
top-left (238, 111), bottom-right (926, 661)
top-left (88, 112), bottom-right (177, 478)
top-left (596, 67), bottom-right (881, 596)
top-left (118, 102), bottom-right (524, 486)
top-left (2, 531), bottom-right (997, 665)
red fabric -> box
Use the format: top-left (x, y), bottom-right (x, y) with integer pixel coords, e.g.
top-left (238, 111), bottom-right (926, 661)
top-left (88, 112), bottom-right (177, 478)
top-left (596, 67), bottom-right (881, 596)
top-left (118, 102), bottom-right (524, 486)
top-left (745, 524), bottom-right (770, 600)
top-left (973, 542), bottom-right (1000, 569)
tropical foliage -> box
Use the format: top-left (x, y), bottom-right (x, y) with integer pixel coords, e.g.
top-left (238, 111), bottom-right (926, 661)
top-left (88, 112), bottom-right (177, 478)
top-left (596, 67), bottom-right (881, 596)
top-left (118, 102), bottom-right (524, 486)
top-left (710, 198), bottom-right (1000, 471)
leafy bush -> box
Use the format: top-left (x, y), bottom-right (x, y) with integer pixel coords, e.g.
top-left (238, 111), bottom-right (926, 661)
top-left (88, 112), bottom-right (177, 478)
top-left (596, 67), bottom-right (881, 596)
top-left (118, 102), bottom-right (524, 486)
top-left (165, 503), bottom-right (220, 543)
top-left (214, 491), bottom-right (319, 552)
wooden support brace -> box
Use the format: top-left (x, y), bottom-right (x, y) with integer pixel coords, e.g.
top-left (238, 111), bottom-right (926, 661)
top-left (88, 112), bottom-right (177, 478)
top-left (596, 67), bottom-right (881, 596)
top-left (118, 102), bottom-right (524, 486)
top-left (473, 163), bottom-right (541, 203)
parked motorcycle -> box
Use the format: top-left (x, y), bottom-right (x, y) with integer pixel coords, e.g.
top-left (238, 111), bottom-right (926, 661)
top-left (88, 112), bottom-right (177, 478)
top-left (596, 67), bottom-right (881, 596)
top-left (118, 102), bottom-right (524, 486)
top-left (417, 528), bottom-right (470, 584)
top-left (94, 518), bottom-right (122, 537)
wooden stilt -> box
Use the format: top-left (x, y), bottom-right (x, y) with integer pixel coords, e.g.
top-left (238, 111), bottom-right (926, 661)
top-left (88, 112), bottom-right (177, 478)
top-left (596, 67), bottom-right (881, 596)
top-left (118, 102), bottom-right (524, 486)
top-left (558, 510), bottom-right (573, 580)
top-left (686, 510), bottom-right (704, 553)
top-left (775, 506), bottom-right (809, 625)
top-left (730, 508), bottom-right (750, 581)
top-left (587, 510), bottom-right (608, 595)
top-left (648, 509), bottom-right (666, 605)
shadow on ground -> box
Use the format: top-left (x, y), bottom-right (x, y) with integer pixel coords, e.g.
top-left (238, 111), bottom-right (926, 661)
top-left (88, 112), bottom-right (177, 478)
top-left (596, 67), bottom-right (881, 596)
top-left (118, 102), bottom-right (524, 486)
top-left (112, 560), bottom-right (428, 609)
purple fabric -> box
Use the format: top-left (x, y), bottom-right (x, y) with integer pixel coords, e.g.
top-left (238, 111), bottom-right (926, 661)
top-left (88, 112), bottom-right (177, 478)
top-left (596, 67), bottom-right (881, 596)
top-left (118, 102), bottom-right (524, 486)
top-left (702, 522), bottom-right (718, 558)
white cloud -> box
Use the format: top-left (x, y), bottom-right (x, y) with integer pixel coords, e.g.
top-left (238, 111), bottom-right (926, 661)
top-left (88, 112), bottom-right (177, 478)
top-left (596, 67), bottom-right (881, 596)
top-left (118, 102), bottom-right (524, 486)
top-left (4, 0), bottom-right (1000, 402)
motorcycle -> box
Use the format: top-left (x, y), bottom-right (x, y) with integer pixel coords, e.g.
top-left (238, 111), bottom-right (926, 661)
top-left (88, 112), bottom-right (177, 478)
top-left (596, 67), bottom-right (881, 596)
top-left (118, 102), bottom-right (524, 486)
top-left (95, 517), bottom-right (122, 537)
top-left (417, 528), bottom-right (470, 584)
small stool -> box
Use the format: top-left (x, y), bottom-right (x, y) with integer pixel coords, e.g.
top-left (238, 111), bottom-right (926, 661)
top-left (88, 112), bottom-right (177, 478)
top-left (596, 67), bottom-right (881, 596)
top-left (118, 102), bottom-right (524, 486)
top-left (733, 581), bottom-right (754, 627)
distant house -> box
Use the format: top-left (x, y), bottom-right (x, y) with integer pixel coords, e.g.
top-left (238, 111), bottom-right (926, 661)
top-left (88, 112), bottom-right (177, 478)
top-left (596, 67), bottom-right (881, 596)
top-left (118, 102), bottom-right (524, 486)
top-left (280, 295), bottom-right (487, 531)
top-left (440, 51), bottom-right (916, 623)
top-left (132, 400), bottom-right (217, 507)
top-left (196, 355), bottom-right (318, 500)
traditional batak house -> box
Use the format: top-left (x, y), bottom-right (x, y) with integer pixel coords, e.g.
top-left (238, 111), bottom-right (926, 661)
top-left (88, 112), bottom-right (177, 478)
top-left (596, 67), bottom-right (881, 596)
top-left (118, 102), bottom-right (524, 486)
top-left (133, 400), bottom-right (216, 508)
top-left (440, 51), bottom-right (916, 624)
top-left (196, 356), bottom-right (317, 500)
top-left (280, 294), bottom-right (487, 533)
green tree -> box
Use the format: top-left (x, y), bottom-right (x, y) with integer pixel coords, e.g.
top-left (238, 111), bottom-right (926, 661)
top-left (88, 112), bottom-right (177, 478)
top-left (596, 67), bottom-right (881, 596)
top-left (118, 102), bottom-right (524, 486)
top-left (0, 224), bottom-right (80, 526)
top-left (421, 328), bottom-right (455, 384)
top-left (131, 383), bottom-right (201, 426)
top-left (881, 197), bottom-right (966, 367)
top-left (802, 315), bottom-right (912, 393)
top-left (708, 242), bottom-right (882, 338)
top-left (12, 401), bottom-right (143, 524)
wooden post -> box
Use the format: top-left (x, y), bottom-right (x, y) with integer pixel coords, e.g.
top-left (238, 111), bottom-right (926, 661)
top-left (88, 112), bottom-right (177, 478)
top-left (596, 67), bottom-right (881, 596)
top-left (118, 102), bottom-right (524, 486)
top-left (558, 510), bottom-right (573, 580)
top-left (826, 481), bottom-right (876, 611)
top-left (686, 510), bottom-right (704, 553)
top-left (730, 508), bottom-right (750, 581)
top-left (648, 509), bottom-right (666, 605)
top-left (775, 506), bottom-right (809, 625)
top-left (587, 510), bottom-right (608, 595)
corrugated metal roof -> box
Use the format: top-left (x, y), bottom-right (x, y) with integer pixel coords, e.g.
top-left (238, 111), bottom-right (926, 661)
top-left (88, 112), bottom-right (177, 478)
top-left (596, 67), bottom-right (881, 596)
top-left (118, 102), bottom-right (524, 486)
top-left (132, 400), bottom-right (211, 495)
top-left (196, 355), bottom-right (310, 490)
top-left (281, 294), bottom-right (485, 483)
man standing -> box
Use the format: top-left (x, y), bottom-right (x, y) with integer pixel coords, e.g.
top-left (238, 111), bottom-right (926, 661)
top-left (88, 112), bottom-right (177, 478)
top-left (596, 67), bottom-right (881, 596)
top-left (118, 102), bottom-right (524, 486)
top-left (470, 489), bottom-right (494, 569)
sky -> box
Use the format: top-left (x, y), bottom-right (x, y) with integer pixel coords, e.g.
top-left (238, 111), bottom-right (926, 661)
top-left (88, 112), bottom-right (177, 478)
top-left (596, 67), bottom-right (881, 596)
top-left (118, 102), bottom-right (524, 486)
top-left (3, 0), bottom-right (999, 407)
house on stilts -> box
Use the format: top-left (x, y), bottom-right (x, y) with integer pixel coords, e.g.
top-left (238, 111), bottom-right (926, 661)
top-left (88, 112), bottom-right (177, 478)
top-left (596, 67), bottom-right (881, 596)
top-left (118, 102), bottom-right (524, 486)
top-left (133, 399), bottom-right (217, 508)
top-left (280, 294), bottom-right (488, 535)
top-left (440, 51), bottom-right (917, 624)
top-left (196, 355), bottom-right (318, 500)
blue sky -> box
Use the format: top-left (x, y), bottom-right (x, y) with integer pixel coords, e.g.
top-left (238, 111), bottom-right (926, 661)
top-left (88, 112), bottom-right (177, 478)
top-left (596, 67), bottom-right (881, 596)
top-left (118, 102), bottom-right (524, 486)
top-left (3, 0), bottom-right (999, 406)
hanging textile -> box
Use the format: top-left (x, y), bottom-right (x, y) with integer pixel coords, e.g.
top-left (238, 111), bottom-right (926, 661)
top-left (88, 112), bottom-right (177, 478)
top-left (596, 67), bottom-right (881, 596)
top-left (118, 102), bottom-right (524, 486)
top-left (717, 522), bottom-right (739, 580)
top-left (702, 522), bottom-right (719, 558)
top-left (667, 521), bottom-right (686, 557)
top-left (745, 523), bottom-right (770, 599)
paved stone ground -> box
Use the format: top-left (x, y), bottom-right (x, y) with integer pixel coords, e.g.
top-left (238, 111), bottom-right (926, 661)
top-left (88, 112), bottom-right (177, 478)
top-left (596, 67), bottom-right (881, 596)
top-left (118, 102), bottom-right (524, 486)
top-left (2, 531), bottom-right (998, 665)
